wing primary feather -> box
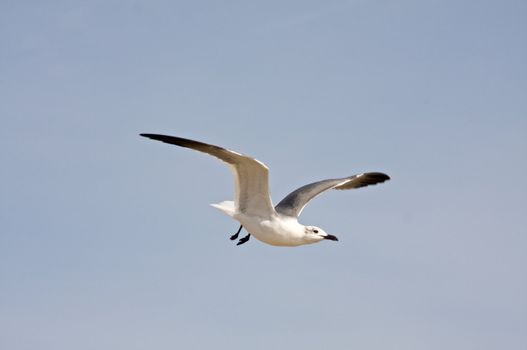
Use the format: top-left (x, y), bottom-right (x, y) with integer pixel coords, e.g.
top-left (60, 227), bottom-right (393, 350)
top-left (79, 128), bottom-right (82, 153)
top-left (334, 172), bottom-right (390, 190)
top-left (275, 172), bottom-right (390, 218)
top-left (140, 133), bottom-right (275, 217)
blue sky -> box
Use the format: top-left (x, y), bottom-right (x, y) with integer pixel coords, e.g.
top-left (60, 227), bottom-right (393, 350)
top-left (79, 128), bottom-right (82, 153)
top-left (1, 0), bottom-right (526, 349)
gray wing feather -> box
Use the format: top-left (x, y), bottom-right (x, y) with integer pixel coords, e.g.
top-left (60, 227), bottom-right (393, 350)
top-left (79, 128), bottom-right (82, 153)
top-left (275, 172), bottom-right (390, 218)
top-left (140, 134), bottom-right (275, 216)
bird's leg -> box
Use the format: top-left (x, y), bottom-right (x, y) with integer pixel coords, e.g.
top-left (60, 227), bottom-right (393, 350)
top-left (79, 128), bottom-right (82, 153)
top-left (236, 233), bottom-right (251, 246)
top-left (230, 225), bottom-right (243, 241)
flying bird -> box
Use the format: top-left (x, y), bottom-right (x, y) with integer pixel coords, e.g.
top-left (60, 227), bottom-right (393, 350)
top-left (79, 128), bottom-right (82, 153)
top-left (140, 134), bottom-right (390, 247)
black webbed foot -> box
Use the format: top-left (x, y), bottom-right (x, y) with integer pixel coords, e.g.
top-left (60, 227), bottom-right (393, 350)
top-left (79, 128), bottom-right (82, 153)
top-left (230, 225), bottom-right (243, 240)
top-left (236, 233), bottom-right (251, 246)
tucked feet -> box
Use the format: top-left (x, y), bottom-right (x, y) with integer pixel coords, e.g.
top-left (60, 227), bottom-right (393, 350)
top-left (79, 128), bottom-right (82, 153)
top-left (230, 225), bottom-right (243, 240)
top-left (236, 233), bottom-right (251, 246)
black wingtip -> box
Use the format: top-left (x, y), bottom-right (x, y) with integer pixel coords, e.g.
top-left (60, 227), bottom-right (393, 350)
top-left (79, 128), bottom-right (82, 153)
top-left (140, 133), bottom-right (172, 142)
top-left (138, 134), bottom-right (216, 151)
top-left (370, 172), bottom-right (390, 182)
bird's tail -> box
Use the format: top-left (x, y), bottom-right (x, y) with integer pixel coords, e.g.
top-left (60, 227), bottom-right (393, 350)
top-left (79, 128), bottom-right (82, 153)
top-left (210, 200), bottom-right (236, 218)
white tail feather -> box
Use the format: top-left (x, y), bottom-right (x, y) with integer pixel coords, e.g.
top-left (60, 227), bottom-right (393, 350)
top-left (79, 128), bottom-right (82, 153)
top-left (210, 200), bottom-right (236, 217)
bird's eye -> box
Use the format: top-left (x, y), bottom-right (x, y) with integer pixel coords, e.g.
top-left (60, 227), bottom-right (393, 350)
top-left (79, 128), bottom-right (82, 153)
top-left (313, 229), bottom-right (319, 233)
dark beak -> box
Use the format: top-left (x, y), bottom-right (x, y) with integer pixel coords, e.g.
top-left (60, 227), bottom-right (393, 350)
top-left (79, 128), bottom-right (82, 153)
top-left (324, 234), bottom-right (339, 241)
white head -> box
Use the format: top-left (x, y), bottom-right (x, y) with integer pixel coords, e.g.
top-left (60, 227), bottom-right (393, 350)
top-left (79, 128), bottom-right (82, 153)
top-left (303, 225), bottom-right (339, 244)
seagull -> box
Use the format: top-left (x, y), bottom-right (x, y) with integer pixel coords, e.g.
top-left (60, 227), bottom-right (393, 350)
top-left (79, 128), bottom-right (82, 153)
top-left (140, 134), bottom-right (390, 247)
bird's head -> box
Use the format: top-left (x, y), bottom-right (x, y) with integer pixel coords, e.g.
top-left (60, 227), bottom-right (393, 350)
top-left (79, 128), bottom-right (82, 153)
top-left (304, 225), bottom-right (339, 243)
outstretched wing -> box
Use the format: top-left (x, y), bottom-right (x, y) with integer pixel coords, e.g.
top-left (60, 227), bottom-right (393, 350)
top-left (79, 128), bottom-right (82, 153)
top-left (141, 134), bottom-right (275, 217)
top-left (275, 172), bottom-right (390, 218)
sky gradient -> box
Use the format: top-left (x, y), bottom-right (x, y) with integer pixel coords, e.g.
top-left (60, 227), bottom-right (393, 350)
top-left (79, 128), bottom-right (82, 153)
top-left (1, 1), bottom-right (526, 349)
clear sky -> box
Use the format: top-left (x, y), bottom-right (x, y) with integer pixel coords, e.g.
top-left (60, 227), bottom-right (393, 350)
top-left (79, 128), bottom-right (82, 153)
top-left (1, 1), bottom-right (526, 349)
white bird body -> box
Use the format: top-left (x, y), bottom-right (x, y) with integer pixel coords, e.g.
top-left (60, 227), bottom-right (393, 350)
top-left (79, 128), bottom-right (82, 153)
top-left (236, 212), bottom-right (307, 247)
top-left (211, 200), bottom-right (306, 246)
top-left (141, 134), bottom-right (390, 247)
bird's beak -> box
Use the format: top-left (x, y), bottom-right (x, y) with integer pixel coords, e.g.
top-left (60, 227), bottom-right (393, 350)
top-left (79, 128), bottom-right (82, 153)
top-left (324, 234), bottom-right (339, 241)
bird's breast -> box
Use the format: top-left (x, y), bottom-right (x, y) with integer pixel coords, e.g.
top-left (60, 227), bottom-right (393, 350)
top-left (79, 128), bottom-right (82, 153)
top-left (234, 214), bottom-right (304, 246)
